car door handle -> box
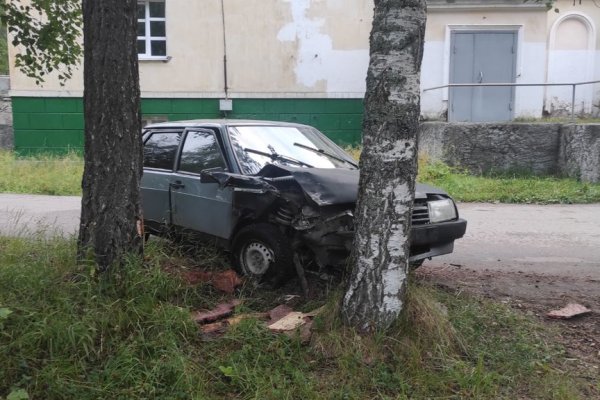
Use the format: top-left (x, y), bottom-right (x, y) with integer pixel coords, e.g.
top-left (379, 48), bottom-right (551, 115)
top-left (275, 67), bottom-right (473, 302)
top-left (170, 180), bottom-right (185, 189)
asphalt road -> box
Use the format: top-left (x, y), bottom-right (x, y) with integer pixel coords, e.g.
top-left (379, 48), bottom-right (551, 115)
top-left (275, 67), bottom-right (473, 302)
top-left (1, 194), bottom-right (599, 278)
top-left (0, 194), bottom-right (80, 237)
top-left (428, 202), bottom-right (600, 279)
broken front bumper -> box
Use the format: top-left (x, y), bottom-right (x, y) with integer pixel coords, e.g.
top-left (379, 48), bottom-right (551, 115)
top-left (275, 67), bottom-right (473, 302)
top-left (409, 218), bottom-right (467, 262)
top-left (298, 216), bottom-right (467, 267)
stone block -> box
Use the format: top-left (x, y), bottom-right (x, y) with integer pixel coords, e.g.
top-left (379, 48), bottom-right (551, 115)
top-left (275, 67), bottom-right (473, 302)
top-left (559, 125), bottom-right (600, 183)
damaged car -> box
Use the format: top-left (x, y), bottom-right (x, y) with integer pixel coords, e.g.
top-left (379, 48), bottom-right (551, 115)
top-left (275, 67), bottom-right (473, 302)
top-left (141, 120), bottom-right (467, 284)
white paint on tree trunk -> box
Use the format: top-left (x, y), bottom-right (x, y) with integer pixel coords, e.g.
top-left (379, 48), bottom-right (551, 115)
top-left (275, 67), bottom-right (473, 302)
top-left (277, 0), bottom-right (369, 93)
top-left (382, 265), bottom-right (406, 311)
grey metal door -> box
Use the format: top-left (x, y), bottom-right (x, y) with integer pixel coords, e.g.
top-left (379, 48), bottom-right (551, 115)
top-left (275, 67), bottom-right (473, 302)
top-left (449, 31), bottom-right (517, 122)
top-left (170, 129), bottom-right (234, 239)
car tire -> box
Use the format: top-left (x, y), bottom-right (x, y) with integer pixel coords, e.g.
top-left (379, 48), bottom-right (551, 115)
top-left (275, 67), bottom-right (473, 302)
top-left (232, 223), bottom-right (294, 286)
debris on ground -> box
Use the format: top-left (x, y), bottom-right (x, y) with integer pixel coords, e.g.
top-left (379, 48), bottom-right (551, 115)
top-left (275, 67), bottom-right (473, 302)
top-left (200, 320), bottom-right (229, 336)
top-left (267, 311), bottom-right (315, 343)
top-left (283, 319), bottom-right (314, 343)
top-left (191, 299), bottom-right (242, 324)
top-left (265, 305), bottom-right (323, 343)
top-left (547, 303), bottom-right (592, 320)
top-left (268, 304), bottom-right (294, 323)
top-left (193, 301), bottom-right (323, 343)
top-left (227, 312), bottom-right (269, 327)
top-left (268, 312), bottom-right (307, 331)
top-left (179, 269), bottom-right (243, 293)
top-left (208, 270), bottom-right (243, 293)
top-left (200, 312), bottom-right (268, 337)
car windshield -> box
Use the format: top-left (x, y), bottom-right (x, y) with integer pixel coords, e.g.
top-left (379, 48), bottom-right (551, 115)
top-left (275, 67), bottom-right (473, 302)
top-left (228, 125), bottom-right (357, 175)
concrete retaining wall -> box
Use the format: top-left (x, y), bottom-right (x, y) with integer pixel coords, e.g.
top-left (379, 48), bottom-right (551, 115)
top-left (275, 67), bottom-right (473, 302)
top-left (559, 125), bottom-right (600, 183)
top-left (0, 124), bottom-right (13, 149)
top-left (419, 122), bottom-right (600, 183)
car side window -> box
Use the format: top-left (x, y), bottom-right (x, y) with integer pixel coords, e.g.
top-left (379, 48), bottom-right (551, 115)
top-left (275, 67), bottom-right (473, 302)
top-left (143, 131), bottom-right (182, 170)
top-left (178, 130), bottom-right (227, 174)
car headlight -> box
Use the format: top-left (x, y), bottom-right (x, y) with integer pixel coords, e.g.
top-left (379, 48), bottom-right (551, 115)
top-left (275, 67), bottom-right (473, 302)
top-left (427, 198), bottom-right (457, 223)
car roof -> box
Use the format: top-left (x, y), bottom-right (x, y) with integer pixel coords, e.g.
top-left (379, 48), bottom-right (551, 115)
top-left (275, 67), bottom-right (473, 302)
top-left (144, 119), bottom-right (310, 130)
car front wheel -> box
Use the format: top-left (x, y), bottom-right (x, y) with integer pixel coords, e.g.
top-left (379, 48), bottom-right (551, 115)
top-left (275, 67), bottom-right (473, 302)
top-left (232, 223), bottom-right (294, 285)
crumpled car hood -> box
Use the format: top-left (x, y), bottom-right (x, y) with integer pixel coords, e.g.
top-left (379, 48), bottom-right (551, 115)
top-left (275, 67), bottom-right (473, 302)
top-left (256, 165), bottom-right (447, 206)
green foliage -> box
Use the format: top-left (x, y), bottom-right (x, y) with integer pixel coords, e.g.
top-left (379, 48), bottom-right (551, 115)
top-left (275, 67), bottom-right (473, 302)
top-left (0, 0), bottom-right (82, 84)
top-left (0, 237), bottom-right (592, 399)
top-left (0, 305), bottom-right (11, 331)
top-left (6, 389), bottom-right (29, 400)
top-left (0, 23), bottom-right (8, 75)
top-left (0, 150), bottom-right (83, 195)
top-left (0, 307), bottom-right (11, 320)
top-left (344, 146), bottom-right (362, 162)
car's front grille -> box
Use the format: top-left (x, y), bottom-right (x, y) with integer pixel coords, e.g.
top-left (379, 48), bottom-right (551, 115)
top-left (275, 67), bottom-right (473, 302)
top-left (412, 201), bottom-right (430, 225)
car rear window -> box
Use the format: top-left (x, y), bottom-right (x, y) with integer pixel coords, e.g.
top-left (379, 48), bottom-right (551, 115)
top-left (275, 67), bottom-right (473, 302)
top-left (143, 131), bottom-right (182, 170)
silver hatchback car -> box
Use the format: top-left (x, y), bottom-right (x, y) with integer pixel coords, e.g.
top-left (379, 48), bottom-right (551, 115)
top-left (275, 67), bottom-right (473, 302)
top-left (141, 120), bottom-right (466, 285)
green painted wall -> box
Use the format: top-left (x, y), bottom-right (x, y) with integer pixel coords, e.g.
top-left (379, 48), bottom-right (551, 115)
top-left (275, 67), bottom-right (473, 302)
top-left (12, 97), bottom-right (364, 154)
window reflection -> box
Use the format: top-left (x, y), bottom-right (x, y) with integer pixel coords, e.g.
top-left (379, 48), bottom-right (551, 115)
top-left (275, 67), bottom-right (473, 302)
top-left (228, 126), bottom-right (353, 175)
top-left (143, 132), bottom-right (181, 170)
top-left (178, 131), bottom-right (226, 174)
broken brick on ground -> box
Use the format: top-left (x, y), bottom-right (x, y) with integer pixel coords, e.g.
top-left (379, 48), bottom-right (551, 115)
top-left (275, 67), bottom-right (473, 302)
top-left (547, 303), bottom-right (592, 320)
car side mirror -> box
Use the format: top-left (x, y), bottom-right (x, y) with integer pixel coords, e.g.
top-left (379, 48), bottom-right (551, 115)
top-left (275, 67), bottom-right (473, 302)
top-left (200, 170), bottom-right (220, 184)
top-left (200, 168), bottom-right (232, 186)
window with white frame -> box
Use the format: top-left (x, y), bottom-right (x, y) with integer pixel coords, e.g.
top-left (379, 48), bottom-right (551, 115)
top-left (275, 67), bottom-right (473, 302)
top-left (137, 1), bottom-right (166, 58)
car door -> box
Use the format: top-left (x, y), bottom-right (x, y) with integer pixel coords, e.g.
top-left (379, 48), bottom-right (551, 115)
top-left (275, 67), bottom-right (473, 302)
top-left (170, 128), bottom-right (234, 239)
top-left (141, 130), bottom-right (182, 228)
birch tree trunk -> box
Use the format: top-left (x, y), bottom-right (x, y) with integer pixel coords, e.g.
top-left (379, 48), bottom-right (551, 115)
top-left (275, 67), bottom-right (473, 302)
top-left (77, 0), bottom-right (143, 270)
top-left (342, 0), bottom-right (426, 332)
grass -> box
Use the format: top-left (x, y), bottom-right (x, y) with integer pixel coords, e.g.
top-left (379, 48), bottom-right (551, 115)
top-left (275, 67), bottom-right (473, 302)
top-left (1, 148), bottom-right (600, 204)
top-left (0, 150), bottom-right (83, 196)
top-left (0, 237), bottom-right (209, 399)
top-left (512, 117), bottom-right (600, 124)
top-left (418, 159), bottom-right (600, 204)
top-left (346, 147), bottom-right (600, 204)
top-left (0, 235), bottom-right (596, 399)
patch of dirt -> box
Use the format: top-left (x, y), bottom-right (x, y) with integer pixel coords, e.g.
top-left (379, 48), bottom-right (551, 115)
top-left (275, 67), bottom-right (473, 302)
top-left (417, 264), bottom-right (600, 381)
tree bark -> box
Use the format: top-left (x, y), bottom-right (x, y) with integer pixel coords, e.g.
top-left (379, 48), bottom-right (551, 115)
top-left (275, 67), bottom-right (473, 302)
top-left (342, 0), bottom-right (426, 332)
top-left (78, 0), bottom-right (143, 270)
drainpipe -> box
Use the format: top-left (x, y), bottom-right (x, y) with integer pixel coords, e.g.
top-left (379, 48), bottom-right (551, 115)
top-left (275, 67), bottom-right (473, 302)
top-left (219, 0), bottom-right (233, 116)
top-left (221, 0), bottom-right (229, 99)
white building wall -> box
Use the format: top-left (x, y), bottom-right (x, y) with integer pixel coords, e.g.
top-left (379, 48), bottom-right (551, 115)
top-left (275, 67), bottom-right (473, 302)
top-left (420, 6), bottom-right (548, 120)
top-left (547, 1), bottom-right (600, 117)
top-left (8, 0), bottom-right (600, 120)
top-left (8, 0), bottom-right (373, 99)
